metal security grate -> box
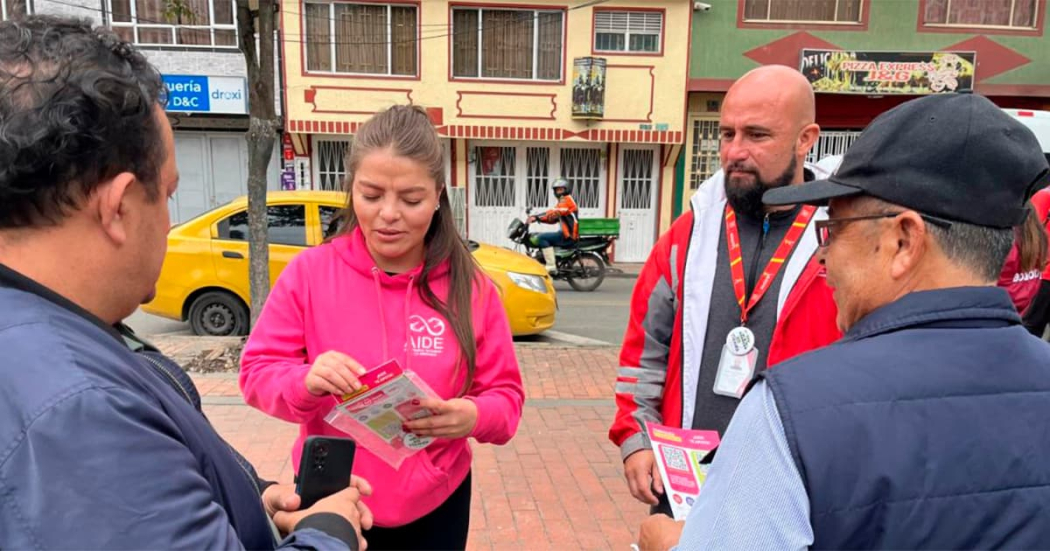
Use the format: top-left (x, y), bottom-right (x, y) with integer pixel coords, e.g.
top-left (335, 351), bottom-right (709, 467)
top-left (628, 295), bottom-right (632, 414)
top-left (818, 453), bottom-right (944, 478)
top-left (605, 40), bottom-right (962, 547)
top-left (621, 149), bottom-right (654, 209)
top-left (807, 130), bottom-right (861, 163)
top-left (526, 147), bottom-right (550, 209)
top-left (316, 139), bottom-right (351, 191)
top-left (560, 147), bottom-right (602, 210)
top-left (447, 187), bottom-right (467, 239)
top-left (690, 119), bottom-right (720, 190)
top-left (473, 146), bottom-right (517, 207)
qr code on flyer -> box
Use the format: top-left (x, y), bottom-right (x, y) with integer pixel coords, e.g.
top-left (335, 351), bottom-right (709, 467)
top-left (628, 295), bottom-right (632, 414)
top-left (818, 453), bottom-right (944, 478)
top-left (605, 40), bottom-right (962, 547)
top-left (661, 445), bottom-right (689, 472)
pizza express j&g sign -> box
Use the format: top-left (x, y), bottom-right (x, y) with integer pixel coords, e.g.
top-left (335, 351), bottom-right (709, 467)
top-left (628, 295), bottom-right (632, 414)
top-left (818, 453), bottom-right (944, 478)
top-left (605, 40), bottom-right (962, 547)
top-left (800, 49), bottom-right (976, 95)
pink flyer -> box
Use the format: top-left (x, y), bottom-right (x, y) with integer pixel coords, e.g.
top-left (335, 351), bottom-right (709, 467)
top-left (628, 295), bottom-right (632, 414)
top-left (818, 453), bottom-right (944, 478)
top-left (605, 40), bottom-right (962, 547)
top-left (645, 422), bottom-right (720, 521)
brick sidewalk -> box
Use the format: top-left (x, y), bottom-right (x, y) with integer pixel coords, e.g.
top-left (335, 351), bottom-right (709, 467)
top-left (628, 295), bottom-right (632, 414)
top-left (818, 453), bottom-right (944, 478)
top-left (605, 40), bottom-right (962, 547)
top-left (179, 343), bottom-right (647, 550)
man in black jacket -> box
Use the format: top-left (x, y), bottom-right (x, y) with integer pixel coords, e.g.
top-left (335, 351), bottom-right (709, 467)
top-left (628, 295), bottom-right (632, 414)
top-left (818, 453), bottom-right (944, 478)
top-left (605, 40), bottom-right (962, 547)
top-left (0, 15), bottom-right (370, 550)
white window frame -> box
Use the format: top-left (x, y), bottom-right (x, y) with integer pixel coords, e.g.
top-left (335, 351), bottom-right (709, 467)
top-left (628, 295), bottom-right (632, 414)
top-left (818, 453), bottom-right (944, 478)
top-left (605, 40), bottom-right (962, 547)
top-left (743, 0), bottom-right (864, 24)
top-left (451, 7), bottom-right (565, 82)
top-left (593, 10), bottom-right (663, 55)
top-left (106, 0), bottom-right (239, 48)
top-left (923, 0), bottom-right (1038, 31)
top-left (302, 2), bottom-right (418, 77)
top-left (1, 0), bottom-right (28, 20)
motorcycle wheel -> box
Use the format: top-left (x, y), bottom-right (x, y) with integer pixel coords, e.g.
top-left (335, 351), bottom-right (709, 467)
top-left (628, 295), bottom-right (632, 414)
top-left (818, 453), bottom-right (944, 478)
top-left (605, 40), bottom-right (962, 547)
top-left (566, 251), bottom-right (606, 292)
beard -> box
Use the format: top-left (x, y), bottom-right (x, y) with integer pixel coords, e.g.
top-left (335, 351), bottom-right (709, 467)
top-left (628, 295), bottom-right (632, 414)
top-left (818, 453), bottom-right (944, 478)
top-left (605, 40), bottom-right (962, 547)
top-left (724, 156), bottom-right (797, 220)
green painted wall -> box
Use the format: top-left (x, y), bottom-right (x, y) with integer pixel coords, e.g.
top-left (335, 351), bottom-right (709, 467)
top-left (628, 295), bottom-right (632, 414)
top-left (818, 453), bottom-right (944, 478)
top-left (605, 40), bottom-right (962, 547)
top-left (691, 0), bottom-right (1050, 86)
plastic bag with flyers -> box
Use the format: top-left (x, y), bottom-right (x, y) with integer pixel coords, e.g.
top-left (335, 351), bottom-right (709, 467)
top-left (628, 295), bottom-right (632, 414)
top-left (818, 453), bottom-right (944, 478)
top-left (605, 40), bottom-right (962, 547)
top-left (324, 359), bottom-right (440, 469)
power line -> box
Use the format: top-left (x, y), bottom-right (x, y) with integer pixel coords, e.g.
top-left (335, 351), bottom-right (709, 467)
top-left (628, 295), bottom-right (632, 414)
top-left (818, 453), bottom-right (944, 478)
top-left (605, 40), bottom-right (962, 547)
top-left (48, 0), bottom-right (477, 27)
top-left (35, 0), bottom-right (610, 48)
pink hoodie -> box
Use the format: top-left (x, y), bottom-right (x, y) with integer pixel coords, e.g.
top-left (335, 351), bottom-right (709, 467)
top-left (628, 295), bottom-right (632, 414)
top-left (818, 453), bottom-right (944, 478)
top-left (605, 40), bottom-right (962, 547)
top-left (240, 227), bottom-right (524, 527)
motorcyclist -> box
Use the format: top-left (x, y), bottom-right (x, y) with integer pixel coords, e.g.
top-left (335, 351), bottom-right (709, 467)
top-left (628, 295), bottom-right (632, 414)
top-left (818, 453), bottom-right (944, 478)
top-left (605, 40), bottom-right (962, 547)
top-left (528, 178), bottom-right (579, 274)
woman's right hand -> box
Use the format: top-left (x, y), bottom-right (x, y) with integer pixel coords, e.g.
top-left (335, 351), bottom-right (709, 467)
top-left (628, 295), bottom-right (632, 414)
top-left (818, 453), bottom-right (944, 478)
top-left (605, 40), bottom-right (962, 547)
top-left (305, 351), bottom-right (368, 397)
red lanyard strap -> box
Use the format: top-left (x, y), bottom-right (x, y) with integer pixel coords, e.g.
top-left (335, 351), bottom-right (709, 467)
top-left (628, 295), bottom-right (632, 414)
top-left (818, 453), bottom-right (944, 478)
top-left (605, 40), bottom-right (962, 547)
top-left (725, 205), bottom-right (816, 325)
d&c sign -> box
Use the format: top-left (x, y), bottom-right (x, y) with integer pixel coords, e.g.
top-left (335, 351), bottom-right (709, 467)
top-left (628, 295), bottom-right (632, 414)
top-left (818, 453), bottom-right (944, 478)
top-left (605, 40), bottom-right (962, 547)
top-left (162, 75), bottom-right (248, 115)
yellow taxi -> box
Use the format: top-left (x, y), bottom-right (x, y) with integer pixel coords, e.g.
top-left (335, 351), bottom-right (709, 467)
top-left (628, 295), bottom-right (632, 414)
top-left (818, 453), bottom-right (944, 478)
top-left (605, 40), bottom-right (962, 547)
top-left (143, 191), bottom-right (556, 337)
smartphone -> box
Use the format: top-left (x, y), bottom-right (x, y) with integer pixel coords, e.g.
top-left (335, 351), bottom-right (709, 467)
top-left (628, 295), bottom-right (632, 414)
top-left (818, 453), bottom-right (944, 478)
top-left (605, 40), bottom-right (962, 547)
top-left (295, 436), bottom-right (356, 509)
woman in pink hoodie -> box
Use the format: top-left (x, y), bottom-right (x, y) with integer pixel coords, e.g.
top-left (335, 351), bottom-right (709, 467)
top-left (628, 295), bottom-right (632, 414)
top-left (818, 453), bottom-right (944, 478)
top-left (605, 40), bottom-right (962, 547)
top-left (240, 105), bottom-right (525, 550)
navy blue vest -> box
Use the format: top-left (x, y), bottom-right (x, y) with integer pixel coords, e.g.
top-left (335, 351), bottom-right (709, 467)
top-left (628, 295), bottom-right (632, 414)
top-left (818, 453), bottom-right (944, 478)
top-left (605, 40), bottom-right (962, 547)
top-left (764, 287), bottom-right (1050, 549)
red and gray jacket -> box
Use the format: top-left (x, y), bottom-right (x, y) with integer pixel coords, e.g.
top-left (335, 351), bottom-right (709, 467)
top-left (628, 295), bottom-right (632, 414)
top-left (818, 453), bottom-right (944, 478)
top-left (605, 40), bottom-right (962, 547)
top-left (609, 158), bottom-right (844, 460)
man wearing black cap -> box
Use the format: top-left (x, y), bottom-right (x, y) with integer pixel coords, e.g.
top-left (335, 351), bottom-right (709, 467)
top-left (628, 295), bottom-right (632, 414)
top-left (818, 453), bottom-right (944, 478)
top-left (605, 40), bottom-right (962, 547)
top-left (639, 93), bottom-right (1050, 550)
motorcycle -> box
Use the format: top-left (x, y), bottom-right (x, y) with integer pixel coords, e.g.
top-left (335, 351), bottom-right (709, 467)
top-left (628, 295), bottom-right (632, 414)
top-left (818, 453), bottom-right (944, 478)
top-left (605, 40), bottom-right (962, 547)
top-left (506, 209), bottom-right (612, 292)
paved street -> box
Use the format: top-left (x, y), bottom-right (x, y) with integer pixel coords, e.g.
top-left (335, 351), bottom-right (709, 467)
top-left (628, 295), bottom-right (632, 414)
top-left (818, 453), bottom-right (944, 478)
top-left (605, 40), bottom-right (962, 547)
top-left (528, 276), bottom-right (634, 346)
top-left (129, 270), bottom-right (637, 346)
top-left (127, 308), bottom-right (192, 336)
top-left (155, 335), bottom-right (645, 551)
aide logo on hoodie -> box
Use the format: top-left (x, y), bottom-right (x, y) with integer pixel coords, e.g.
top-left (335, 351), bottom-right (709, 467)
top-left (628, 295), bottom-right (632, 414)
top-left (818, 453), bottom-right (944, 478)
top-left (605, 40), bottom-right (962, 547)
top-left (408, 315), bottom-right (446, 357)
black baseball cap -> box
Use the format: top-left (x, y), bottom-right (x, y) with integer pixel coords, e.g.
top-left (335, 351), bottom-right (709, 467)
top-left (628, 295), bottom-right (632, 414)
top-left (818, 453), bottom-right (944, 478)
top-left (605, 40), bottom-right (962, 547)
top-left (763, 93), bottom-right (1050, 229)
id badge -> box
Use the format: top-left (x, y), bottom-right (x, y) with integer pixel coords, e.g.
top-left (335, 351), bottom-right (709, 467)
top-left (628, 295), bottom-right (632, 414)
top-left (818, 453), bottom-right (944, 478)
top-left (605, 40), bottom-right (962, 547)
top-left (712, 345), bottom-right (759, 399)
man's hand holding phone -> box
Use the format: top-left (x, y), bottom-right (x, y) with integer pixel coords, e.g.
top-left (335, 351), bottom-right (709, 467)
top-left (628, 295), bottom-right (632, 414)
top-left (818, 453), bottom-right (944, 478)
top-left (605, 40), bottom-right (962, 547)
top-left (265, 476), bottom-right (374, 549)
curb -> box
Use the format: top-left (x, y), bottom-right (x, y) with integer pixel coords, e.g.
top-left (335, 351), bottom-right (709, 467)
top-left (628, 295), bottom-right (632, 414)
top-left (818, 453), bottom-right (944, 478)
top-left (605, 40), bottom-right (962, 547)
top-left (538, 330), bottom-right (614, 347)
top-left (154, 335), bottom-right (620, 369)
top-left (606, 264), bottom-right (642, 279)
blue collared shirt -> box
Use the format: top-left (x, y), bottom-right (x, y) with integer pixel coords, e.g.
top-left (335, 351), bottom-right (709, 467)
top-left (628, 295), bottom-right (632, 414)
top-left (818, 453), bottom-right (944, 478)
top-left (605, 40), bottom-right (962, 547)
top-left (675, 380), bottom-right (813, 550)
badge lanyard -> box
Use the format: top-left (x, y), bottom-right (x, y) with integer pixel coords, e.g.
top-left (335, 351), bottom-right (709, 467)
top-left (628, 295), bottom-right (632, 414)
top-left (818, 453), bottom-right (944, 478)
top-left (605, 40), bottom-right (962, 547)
top-left (724, 204), bottom-right (816, 327)
top-left (713, 205), bottom-right (816, 398)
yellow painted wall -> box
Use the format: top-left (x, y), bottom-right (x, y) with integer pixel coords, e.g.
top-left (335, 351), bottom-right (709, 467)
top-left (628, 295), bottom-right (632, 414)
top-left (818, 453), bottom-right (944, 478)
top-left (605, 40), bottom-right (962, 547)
top-left (283, 0), bottom-right (691, 142)
top-left (658, 144), bottom-right (680, 232)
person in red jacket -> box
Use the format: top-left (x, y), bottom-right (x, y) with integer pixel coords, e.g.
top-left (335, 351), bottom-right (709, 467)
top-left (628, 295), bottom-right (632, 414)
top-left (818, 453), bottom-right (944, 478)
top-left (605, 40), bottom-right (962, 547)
top-left (997, 202), bottom-right (1048, 313)
top-left (1024, 187), bottom-right (1050, 337)
top-left (528, 178), bottom-right (579, 274)
top-left (610, 65), bottom-right (842, 516)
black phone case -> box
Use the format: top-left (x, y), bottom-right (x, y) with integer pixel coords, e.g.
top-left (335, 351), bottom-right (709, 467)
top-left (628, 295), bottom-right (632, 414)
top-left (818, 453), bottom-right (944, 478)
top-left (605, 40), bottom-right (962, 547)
top-left (295, 436), bottom-right (356, 509)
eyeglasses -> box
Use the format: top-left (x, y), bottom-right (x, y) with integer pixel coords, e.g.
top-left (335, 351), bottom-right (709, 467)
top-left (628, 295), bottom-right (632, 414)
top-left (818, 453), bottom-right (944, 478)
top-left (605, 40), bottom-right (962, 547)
top-left (815, 212), bottom-right (952, 247)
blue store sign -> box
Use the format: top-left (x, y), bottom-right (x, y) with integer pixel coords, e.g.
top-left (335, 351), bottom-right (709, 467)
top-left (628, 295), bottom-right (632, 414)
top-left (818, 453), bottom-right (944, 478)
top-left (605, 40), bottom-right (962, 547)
top-left (163, 75), bottom-right (247, 115)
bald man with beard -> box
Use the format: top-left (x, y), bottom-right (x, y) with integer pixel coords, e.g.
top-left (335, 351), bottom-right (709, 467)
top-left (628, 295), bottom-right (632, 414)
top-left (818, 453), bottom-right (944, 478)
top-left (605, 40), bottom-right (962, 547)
top-left (721, 66), bottom-right (817, 219)
top-left (612, 65), bottom-right (843, 524)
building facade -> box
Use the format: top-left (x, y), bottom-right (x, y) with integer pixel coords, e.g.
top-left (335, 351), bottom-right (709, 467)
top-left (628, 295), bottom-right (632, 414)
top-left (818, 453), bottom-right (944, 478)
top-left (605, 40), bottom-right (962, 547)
top-left (683, 0), bottom-right (1050, 216)
top-left (281, 0), bottom-right (692, 261)
top-left (19, 0), bottom-right (281, 224)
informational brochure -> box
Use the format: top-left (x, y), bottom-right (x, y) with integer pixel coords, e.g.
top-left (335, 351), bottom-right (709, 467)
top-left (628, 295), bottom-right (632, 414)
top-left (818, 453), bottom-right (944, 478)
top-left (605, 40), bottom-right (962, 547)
top-left (324, 359), bottom-right (439, 469)
top-left (645, 422), bottom-right (721, 521)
